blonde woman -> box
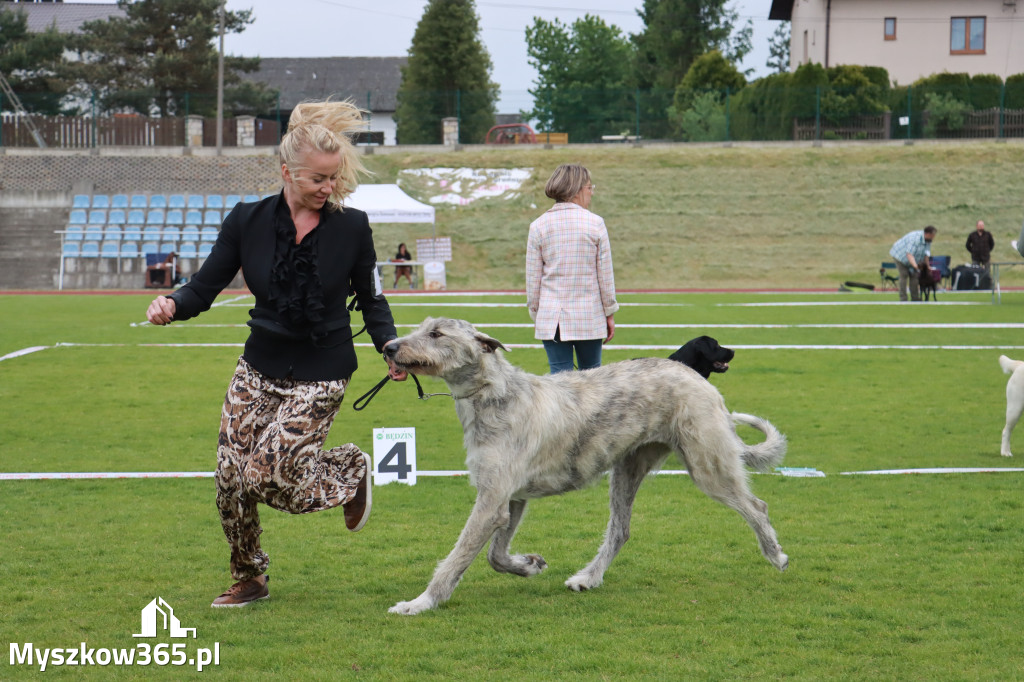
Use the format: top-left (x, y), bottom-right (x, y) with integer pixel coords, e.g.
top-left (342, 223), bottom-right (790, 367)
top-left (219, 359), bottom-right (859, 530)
top-left (526, 163), bottom-right (619, 373)
top-left (146, 100), bottom-right (406, 607)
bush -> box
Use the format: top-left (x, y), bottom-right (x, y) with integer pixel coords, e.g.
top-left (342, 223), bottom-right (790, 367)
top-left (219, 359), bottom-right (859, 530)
top-left (923, 91), bottom-right (967, 137)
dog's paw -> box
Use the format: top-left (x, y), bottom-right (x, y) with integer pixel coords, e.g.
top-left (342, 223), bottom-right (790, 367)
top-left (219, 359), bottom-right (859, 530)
top-left (1001, 451), bottom-right (1013, 457)
top-left (388, 594), bottom-right (436, 616)
top-left (519, 553), bottom-right (547, 576)
top-left (565, 572), bottom-right (603, 592)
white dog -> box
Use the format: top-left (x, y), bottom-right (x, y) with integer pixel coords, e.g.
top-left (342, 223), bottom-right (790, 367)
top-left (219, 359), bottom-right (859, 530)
top-left (999, 355), bottom-right (1024, 456)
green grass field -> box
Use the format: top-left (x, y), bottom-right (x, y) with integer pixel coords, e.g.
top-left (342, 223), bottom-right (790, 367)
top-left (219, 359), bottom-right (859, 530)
top-left (2, 291), bottom-right (1024, 680)
top-left (358, 142), bottom-right (1024, 291)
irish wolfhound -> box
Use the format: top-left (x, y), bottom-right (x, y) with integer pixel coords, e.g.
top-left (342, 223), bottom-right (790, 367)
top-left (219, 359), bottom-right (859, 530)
top-left (384, 318), bottom-right (788, 615)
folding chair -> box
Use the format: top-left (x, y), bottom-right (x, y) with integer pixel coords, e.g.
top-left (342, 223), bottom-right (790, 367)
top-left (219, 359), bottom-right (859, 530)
top-left (929, 255), bottom-right (952, 290)
top-left (880, 262), bottom-right (899, 290)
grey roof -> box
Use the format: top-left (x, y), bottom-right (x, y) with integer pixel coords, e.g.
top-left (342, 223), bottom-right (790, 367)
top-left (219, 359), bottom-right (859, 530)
top-left (6, 1), bottom-right (126, 34)
top-left (241, 57), bottom-right (407, 113)
top-left (768, 0), bottom-right (794, 21)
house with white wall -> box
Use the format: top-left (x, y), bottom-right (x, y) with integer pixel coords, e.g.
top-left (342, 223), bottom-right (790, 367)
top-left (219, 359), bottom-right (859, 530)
top-left (769, 0), bottom-right (1024, 84)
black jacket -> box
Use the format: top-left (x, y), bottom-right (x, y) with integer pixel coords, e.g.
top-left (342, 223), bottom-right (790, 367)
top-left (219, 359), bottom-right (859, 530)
top-left (168, 193), bottom-right (397, 380)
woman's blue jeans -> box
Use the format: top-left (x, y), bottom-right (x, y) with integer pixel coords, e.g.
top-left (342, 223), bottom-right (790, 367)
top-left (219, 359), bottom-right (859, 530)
top-left (542, 329), bottom-right (603, 374)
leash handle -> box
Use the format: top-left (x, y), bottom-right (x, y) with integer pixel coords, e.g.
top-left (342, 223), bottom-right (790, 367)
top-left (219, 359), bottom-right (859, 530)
top-left (352, 374), bottom-right (390, 411)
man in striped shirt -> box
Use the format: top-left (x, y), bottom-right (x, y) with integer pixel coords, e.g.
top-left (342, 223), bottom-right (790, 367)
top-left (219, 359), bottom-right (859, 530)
top-left (889, 226), bottom-right (937, 301)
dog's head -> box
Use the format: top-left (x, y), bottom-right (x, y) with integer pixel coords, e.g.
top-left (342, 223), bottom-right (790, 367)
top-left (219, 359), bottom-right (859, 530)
top-left (668, 335), bottom-right (734, 379)
top-left (384, 317), bottom-right (507, 379)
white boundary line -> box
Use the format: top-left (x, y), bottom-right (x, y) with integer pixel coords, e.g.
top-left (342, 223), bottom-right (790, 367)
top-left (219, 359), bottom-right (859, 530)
top-left (3, 467), bottom-right (1022, 481)
top-left (163, 322), bottom-right (1024, 330)
top-left (45, 342), bottom-right (1024, 351)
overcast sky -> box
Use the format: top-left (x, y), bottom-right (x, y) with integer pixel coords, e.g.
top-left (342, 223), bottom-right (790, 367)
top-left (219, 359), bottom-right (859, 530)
top-left (220, 0), bottom-right (780, 112)
top-left (77, 0), bottom-right (781, 113)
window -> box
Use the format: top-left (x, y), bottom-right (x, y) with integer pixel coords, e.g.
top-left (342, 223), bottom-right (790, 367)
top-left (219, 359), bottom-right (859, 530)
top-left (884, 17), bottom-right (896, 41)
top-left (951, 17), bottom-right (986, 54)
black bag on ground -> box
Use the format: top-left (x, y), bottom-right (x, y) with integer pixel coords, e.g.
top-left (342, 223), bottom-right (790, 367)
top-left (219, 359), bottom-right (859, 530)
top-left (951, 265), bottom-right (991, 290)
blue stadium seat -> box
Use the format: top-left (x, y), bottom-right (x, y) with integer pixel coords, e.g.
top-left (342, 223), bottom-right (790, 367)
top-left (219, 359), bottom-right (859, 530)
top-left (84, 226), bottom-right (103, 241)
top-left (69, 209), bottom-right (87, 224)
top-left (178, 242), bottom-right (198, 258)
top-left (182, 225), bottom-right (200, 242)
top-left (184, 209), bottom-right (202, 225)
top-left (200, 226), bottom-right (218, 242)
top-left (65, 225), bottom-right (85, 241)
top-left (162, 227), bottom-right (181, 241)
top-left (203, 210), bottom-right (221, 226)
top-left (62, 241), bottom-right (81, 257)
top-left (130, 194), bottom-right (148, 208)
top-left (243, 194), bottom-right (260, 203)
top-left (149, 195), bottom-right (168, 208)
top-left (141, 241), bottom-right (160, 257)
top-left (120, 241), bottom-right (140, 258)
top-left (80, 241), bottom-right (100, 258)
top-left (165, 209), bottom-right (184, 225)
top-left (159, 242), bottom-right (177, 254)
top-left (168, 194), bottom-right (186, 209)
top-left (72, 195), bottom-right (91, 209)
top-left (224, 194), bottom-right (242, 210)
top-left (187, 194), bottom-right (205, 209)
top-left (142, 226), bottom-right (162, 240)
top-left (103, 226), bottom-right (122, 241)
top-left (88, 209), bottom-right (107, 225)
top-left (100, 241), bottom-right (120, 258)
top-left (146, 209), bottom-right (165, 225)
top-left (198, 242), bottom-right (213, 258)
top-left (111, 194), bottom-right (129, 209)
top-left (126, 209), bottom-right (145, 225)
top-left (91, 195), bottom-right (110, 209)
top-left (123, 225), bottom-right (142, 241)
top-left (107, 209), bottom-right (126, 226)
top-left (206, 194), bottom-right (224, 209)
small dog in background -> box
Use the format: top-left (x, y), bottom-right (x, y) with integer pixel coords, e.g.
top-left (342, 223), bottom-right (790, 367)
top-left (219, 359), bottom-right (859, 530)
top-left (918, 262), bottom-right (940, 301)
top-left (998, 355), bottom-right (1024, 456)
top-left (668, 335), bottom-right (734, 379)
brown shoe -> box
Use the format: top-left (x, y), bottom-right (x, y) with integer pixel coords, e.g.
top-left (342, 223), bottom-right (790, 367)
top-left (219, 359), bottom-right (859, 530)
top-left (343, 453), bottom-right (372, 532)
top-left (211, 575), bottom-right (269, 608)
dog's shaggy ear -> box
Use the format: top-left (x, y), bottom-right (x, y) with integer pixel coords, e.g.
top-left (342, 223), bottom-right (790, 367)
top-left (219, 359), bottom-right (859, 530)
top-left (475, 331), bottom-right (508, 354)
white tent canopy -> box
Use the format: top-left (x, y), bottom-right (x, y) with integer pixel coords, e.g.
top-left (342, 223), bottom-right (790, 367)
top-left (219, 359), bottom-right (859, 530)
top-left (346, 184), bottom-right (435, 227)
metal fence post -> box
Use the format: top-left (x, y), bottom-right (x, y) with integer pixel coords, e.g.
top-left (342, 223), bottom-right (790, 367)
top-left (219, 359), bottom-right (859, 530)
top-left (725, 87), bottom-right (731, 143)
top-left (906, 86), bottom-right (912, 140)
top-left (998, 82), bottom-right (1005, 139)
top-left (814, 86), bottom-right (821, 141)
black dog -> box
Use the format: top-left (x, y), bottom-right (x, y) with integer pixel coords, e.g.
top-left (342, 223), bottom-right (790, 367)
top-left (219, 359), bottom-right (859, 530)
top-left (668, 335), bottom-right (734, 379)
top-left (918, 263), bottom-right (939, 301)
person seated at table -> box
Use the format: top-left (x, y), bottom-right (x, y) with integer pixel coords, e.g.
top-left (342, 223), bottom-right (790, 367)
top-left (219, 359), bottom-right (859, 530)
top-left (392, 242), bottom-right (414, 288)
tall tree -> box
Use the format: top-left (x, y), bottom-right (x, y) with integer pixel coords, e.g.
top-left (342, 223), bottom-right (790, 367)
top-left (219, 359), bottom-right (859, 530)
top-left (67, 0), bottom-right (275, 116)
top-left (633, 0), bottom-right (751, 91)
top-left (524, 14), bottom-right (633, 142)
top-left (394, 0), bottom-right (498, 144)
top-left (767, 22), bottom-right (790, 74)
top-left (0, 5), bottom-right (72, 114)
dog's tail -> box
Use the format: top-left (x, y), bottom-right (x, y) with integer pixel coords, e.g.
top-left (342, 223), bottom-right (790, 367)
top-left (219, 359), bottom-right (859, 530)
top-left (732, 412), bottom-right (787, 472)
top-left (999, 355), bottom-right (1024, 375)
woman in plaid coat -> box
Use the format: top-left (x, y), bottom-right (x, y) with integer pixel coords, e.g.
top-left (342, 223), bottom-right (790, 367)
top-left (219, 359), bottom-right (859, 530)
top-left (526, 164), bottom-right (619, 373)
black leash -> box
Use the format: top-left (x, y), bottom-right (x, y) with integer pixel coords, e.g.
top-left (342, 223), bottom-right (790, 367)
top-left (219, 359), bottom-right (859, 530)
top-left (352, 372), bottom-right (482, 411)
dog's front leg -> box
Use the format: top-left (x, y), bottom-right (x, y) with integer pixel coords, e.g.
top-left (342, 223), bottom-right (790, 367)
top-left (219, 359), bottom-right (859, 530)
top-left (487, 499), bottom-right (548, 576)
top-left (389, 492), bottom-right (511, 615)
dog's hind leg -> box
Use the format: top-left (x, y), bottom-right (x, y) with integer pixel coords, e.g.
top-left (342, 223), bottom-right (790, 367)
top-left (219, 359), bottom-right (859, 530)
top-left (684, 444), bottom-right (788, 571)
top-left (1002, 389), bottom-right (1023, 457)
top-left (487, 499), bottom-right (548, 576)
top-left (389, 491), bottom-right (511, 615)
top-left (566, 446), bottom-right (667, 592)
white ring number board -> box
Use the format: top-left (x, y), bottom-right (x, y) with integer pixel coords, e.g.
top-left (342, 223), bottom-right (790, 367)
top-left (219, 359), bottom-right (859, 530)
top-left (372, 427), bottom-right (417, 485)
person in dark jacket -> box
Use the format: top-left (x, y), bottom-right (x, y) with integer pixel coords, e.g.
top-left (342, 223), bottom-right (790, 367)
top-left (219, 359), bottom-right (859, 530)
top-left (145, 100), bottom-right (407, 608)
top-left (966, 219), bottom-right (995, 274)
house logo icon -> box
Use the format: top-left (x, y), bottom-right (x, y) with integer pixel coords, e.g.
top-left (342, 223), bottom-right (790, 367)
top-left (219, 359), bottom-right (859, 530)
top-left (133, 597), bottom-right (197, 639)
